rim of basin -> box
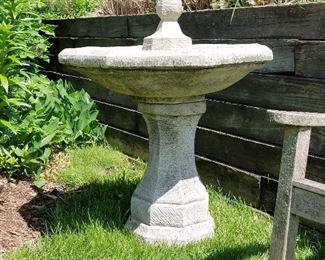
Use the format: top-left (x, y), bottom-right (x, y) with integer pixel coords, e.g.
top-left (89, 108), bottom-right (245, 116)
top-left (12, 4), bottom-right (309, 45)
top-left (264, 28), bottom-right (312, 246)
top-left (59, 44), bottom-right (273, 69)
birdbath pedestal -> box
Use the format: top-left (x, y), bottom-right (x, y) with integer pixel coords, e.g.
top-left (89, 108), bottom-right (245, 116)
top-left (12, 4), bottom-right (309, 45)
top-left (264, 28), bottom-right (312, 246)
top-left (126, 99), bottom-right (213, 244)
top-left (59, 0), bottom-right (273, 246)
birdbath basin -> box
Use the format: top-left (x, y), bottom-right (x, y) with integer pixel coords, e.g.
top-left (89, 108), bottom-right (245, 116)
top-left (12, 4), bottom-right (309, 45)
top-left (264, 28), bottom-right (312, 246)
top-left (59, 0), bottom-right (273, 246)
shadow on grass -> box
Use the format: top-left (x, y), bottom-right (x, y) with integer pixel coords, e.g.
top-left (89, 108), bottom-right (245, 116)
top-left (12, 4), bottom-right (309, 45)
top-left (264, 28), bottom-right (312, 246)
top-left (18, 176), bottom-right (325, 260)
top-left (297, 228), bottom-right (325, 260)
top-left (18, 187), bottom-right (65, 234)
top-left (19, 175), bottom-right (137, 233)
top-left (205, 243), bottom-right (268, 260)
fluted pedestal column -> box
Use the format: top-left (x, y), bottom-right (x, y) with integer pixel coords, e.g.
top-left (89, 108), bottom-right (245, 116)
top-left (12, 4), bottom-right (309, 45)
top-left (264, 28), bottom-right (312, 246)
top-left (125, 99), bottom-right (214, 245)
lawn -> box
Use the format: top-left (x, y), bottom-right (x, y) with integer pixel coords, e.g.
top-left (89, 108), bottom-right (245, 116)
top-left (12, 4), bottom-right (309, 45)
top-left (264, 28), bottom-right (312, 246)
top-left (7, 146), bottom-right (325, 260)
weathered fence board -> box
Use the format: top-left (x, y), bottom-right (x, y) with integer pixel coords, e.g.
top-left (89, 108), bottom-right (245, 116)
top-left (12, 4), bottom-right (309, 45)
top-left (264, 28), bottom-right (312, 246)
top-left (106, 125), bottom-right (149, 160)
top-left (210, 73), bottom-right (325, 112)
top-left (196, 156), bottom-right (261, 207)
top-left (296, 41), bottom-right (325, 79)
top-left (128, 4), bottom-right (325, 39)
top-left (202, 99), bottom-right (325, 157)
top-left (195, 127), bottom-right (325, 183)
top-left (48, 37), bottom-right (138, 55)
top-left (46, 16), bottom-right (128, 37)
top-left (97, 101), bottom-right (143, 134)
top-left (47, 4), bottom-right (325, 40)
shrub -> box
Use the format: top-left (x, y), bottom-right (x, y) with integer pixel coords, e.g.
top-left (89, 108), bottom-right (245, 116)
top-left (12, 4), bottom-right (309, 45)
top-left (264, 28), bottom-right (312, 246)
top-left (101, 0), bottom-right (155, 15)
top-left (36, 0), bottom-right (99, 18)
top-left (183, 0), bottom-right (211, 10)
top-left (0, 0), bottom-right (105, 177)
top-left (99, 0), bottom-right (247, 16)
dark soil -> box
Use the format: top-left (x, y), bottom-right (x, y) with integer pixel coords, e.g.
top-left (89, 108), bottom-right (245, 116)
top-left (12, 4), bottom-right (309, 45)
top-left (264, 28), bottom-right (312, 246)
top-left (0, 177), bottom-right (65, 254)
top-left (0, 153), bottom-right (68, 255)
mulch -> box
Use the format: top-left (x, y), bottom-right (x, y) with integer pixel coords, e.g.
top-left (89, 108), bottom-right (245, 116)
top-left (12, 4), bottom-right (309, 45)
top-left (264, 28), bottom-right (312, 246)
top-left (0, 152), bottom-right (68, 255)
top-left (0, 178), bottom-right (65, 254)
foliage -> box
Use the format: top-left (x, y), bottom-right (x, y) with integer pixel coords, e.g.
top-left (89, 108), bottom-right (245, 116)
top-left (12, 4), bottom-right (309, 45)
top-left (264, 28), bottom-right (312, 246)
top-left (31, 0), bottom-right (325, 18)
top-left (90, 0), bottom-right (325, 16)
top-left (36, 0), bottom-right (99, 18)
top-left (0, 0), bottom-right (105, 177)
top-left (101, 0), bottom-right (155, 15)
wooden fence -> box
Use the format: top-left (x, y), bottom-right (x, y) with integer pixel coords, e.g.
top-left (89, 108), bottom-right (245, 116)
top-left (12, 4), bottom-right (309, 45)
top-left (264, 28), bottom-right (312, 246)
top-left (44, 3), bottom-right (325, 217)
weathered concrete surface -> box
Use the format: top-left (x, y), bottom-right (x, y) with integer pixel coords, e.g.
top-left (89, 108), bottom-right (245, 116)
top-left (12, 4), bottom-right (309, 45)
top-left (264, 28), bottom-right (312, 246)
top-left (143, 0), bottom-right (192, 50)
top-left (268, 110), bottom-right (325, 126)
top-left (125, 100), bottom-right (215, 245)
top-left (292, 183), bottom-right (325, 225)
top-left (269, 126), bottom-right (311, 260)
top-left (57, 54), bottom-right (268, 100)
top-left (269, 110), bottom-right (325, 259)
top-left (59, 44), bottom-right (272, 69)
top-left (268, 109), bottom-right (319, 260)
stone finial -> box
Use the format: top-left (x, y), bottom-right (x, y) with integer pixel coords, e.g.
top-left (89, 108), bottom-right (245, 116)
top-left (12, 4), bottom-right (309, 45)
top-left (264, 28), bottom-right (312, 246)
top-left (142, 0), bottom-right (192, 51)
top-left (156, 0), bottom-right (183, 21)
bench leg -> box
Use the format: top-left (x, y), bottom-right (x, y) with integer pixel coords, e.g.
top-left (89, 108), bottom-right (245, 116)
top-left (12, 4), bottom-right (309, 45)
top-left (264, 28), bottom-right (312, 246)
top-left (269, 126), bottom-right (311, 260)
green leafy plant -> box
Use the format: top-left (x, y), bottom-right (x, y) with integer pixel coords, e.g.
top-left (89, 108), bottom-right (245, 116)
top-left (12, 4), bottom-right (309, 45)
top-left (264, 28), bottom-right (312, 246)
top-left (0, 0), bottom-right (106, 177)
top-left (36, 0), bottom-right (99, 18)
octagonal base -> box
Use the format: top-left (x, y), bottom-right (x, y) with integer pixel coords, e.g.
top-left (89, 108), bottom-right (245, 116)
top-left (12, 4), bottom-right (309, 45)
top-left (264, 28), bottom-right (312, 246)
top-left (126, 215), bottom-right (214, 245)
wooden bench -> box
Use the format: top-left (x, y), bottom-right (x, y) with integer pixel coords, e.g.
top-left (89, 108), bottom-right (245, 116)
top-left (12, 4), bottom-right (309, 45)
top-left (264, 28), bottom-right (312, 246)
top-left (267, 110), bottom-right (325, 260)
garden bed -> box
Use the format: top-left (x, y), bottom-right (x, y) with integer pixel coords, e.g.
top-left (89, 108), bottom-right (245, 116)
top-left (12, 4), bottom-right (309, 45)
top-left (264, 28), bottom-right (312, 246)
top-left (0, 177), bottom-right (64, 253)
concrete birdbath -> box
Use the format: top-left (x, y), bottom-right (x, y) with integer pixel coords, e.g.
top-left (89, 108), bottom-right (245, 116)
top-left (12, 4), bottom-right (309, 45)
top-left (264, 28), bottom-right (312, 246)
top-left (59, 0), bottom-right (273, 245)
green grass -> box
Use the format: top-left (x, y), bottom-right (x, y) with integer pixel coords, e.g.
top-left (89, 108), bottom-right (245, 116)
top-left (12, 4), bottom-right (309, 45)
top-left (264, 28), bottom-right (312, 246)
top-left (7, 146), bottom-right (325, 260)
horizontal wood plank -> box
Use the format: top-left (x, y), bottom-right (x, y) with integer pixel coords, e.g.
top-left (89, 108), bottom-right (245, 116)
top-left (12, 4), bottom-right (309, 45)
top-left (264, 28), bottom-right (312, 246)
top-left (48, 37), bottom-right (138, 55)
top-left (45, 16), bottom-right (129, 38)
top-left (196, 155), bottom-right (261, 207)
top-left (106, 125), bottom-right (149, 160)
top-left (295, 41), bottom-right (325, 79)
top-left (201, 99), bottom-right (325, 157)
top-left (46, 4), bottom-right (325, 40)
top-left (209, 73), bottom-right (325, 112)
top-left (195, 127), bottom-right (325, 182)
top-left (128, 4), bottom-right (325, 40)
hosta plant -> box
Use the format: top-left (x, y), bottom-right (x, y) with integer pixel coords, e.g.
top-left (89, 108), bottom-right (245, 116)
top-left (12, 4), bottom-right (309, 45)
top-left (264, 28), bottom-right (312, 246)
top-left (0, 0), bottom-right (106, 177)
